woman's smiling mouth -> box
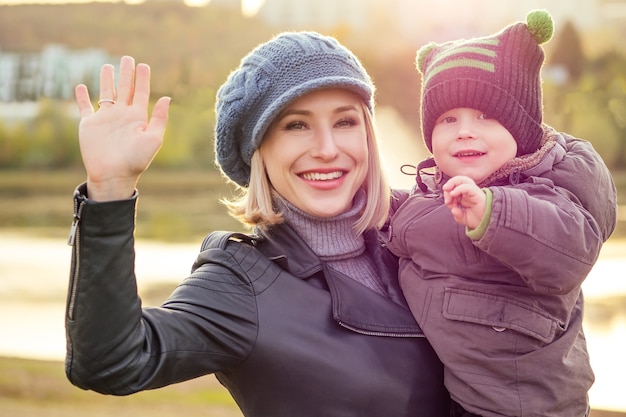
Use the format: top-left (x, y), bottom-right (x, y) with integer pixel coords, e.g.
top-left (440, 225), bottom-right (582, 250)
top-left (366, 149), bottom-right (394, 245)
top-left (300, 170), bottom-right (345, 181)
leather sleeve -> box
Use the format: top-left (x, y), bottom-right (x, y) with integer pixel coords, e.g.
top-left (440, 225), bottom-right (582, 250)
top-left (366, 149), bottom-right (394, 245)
top-left (65, 186), bottom-right (257, 395)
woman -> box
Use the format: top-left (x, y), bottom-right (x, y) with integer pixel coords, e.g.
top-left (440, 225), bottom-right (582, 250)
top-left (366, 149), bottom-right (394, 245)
top-left (65, 32), bottom-right (450, 416)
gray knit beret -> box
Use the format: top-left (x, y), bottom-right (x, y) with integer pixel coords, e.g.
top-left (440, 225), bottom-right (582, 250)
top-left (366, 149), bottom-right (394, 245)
top-left (214, 31), bottom-right (375, 187)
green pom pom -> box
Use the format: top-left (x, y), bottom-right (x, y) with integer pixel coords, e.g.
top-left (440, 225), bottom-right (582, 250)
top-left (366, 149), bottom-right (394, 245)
top-left (526, 9), bottom-right (554, 44)
top-left (416, 42), bottom-right (438, 73)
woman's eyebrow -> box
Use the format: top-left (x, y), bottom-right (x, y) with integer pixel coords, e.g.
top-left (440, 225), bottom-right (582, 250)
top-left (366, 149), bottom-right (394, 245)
top-left (278, 104), bottom-right (358, 119)
top-left (333, 104), bottom-right (358, 114)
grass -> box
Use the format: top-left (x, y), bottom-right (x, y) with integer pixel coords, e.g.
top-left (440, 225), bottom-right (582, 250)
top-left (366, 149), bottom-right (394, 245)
top-left (0, 356), bottom-right (242, 417)
top-left (0, 168), bottom-right (246, 242)
top-left (1, 356), bottom-right (624, 417)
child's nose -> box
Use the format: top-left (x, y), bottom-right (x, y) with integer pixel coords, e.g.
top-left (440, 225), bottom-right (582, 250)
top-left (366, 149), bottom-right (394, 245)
top-left (457, 119), bottom-right (476, 139)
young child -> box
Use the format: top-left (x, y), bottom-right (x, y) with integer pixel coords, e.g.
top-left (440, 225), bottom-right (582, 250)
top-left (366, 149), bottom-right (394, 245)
top-left (387, 10), bottom-right (616, 417)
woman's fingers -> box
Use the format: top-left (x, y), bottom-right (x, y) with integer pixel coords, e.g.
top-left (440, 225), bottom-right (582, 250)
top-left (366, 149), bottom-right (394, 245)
top-left (116, 56), bottom-right (136, 105)
top-left (98, 63), bottom-right (116, 106)
top-left (77, 55), bottom-right (169, 136)
top-left (147, 96), bottom-right (171, 137)
top-left (75, 84), bottom-right (94, 118)
top-left (132, 63), bottom-right (151, 111)
top-left (89, 56), bottom-right (155, 112)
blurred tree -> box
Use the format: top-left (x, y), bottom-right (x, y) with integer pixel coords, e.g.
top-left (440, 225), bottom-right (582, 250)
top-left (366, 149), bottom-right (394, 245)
top-left (0, 3), bottom-right (624, 172)
top-left (28, 99), bottom-right (80, 168)
top-left (0, 121), bottom-right (18, 168)
top-left (595, 51), bottom-right (626, 169)
top-left (0, 121), bottom-right (29, 169)
top-left (544, 48), bottom-right (626, 171)
top-left (548, 20), bottom-right (586, 84)
top-left (151, 86), bottom-right (217, 170)
top-left (0, 100), bottom-right (79, 169)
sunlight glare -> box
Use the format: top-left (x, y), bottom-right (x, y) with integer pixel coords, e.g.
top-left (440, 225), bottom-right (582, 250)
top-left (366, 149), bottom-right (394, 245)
top-left (242, 0), bottom-right (264, 17)
top-left (184, 0), bottom-right (209, 7)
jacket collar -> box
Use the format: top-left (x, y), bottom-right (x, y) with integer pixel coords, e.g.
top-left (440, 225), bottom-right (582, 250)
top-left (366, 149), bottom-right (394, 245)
top-left (255, 222), bottom-right (324, 278)
top-left (255, 222), bottom-right (424, 336)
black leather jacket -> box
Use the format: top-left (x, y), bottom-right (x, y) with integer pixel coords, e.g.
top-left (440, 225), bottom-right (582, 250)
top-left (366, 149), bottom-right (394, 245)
top-left (66, 183), bottom-right (449, 417)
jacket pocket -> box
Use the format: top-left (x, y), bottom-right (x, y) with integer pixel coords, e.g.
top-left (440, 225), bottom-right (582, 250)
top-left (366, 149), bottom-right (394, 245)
top-left (442, 288), bottom-right (557, 343)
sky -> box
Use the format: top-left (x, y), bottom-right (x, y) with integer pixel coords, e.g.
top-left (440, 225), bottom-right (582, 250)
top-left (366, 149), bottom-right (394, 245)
top-left (0, 0), bottom-right (265, 15)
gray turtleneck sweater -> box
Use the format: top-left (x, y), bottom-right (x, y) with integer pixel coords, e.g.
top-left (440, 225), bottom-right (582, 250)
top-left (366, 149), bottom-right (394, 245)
top-left (275, 190), bottom-right (386, 295)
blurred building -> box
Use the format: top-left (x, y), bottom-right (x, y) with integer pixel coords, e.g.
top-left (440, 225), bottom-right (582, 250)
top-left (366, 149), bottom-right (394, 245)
top-left (256, 0), bottom-right (379, 30)
top-left (0, 45), bottom-right (112, 102)
top-left (0, 0), bottom-right (624, 105)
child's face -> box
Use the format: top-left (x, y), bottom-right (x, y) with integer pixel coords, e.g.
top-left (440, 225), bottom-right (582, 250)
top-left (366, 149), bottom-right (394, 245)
top-left (431, 108), bottom-right (517, 183)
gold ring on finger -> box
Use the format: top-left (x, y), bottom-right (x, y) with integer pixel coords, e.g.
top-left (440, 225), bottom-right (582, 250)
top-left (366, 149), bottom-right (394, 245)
top-left (97, 98), bottom-right (116, 107)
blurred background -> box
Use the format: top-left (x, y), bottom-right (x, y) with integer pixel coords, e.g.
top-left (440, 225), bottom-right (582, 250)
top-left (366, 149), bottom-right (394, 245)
top-left (0, 0), bottom-right (625, 415)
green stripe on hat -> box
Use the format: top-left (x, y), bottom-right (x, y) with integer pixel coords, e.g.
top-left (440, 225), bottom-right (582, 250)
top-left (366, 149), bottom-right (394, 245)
top-left (424, 38), bottom-right (499, 85)
top-left (424, 58), bottom-right (496, 85)
top-left (432, 43), bottom-right (498, 64)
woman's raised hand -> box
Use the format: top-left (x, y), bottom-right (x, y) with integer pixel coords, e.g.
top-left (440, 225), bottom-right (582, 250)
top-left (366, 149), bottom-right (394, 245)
top-left (75, 56), bottom-right (171, 201)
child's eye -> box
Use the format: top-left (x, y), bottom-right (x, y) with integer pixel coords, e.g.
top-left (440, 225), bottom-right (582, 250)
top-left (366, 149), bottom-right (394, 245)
top-left (439, 116), bottom-right (456, 124)
top-left (478, 113), bottom-right (492, 120)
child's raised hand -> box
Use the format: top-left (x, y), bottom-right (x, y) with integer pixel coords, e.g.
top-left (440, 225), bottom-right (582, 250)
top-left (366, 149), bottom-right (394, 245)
top-left (75, 56), bottom-right (171, 201)
top-left (442, 175), bottom-right (486, 229)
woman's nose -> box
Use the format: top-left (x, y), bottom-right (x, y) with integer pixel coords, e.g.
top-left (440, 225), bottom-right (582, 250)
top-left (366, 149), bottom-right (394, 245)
top-left (311, 128), bottom-right (339, 159)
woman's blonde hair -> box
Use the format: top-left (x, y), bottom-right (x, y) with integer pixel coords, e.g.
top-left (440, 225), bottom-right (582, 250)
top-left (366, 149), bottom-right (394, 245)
top-left (221, 102), bottom-right (390, 235)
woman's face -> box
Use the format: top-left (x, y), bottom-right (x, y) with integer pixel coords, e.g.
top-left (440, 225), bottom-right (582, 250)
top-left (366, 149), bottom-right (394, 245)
top-left (259, 88), bottom-right (369, 218)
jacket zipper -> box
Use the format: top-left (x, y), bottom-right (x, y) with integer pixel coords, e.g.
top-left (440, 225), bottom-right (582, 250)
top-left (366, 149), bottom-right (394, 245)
top-left (338, 321), bottom-right (424, 338)
top-left (66, 196), bottom-right (85, 320)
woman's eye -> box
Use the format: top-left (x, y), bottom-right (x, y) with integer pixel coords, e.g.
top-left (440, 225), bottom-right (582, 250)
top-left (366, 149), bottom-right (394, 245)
top-left (285, 120), bottom-right (307, 130)
top-left (336, 117), bottom-right (357, 128)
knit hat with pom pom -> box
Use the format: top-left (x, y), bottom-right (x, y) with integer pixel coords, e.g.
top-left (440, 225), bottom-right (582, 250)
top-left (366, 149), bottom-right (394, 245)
top-left (214, 31), bottom-right (375, 187)
top-left (417, 9), bottom-right (554, 156)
